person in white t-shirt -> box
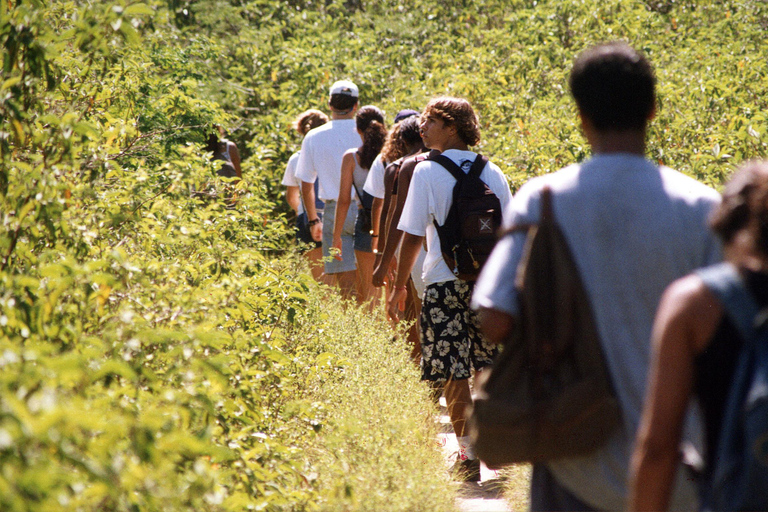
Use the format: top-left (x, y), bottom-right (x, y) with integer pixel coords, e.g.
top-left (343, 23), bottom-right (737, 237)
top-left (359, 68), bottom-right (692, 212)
top-left (388, 97), bottom-right (513, 482)
top-left (281, 109), bottom-right (330, 284)
top-left (296, 80), bottom-right (363, 300)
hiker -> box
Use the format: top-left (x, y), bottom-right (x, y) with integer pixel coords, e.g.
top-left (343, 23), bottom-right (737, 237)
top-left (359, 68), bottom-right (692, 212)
top-left (630, 161), bottom-right (768, 512)
top-left (472, 42), bottom-right (721, 510)
top-left (296, 80), bottom-right (363, 301)
top-left (281, 109), bottom-right (331, 284)
top-left (388, 96), bottom-right (513, 481)
top-left (331, 105), bottom-right (388, 308)
top-left (206, 127), bottom-right (242, 179)
top-left (372, 115), bottom-right (429, 362)
top-left (365, 108), bottom-right (420, 261)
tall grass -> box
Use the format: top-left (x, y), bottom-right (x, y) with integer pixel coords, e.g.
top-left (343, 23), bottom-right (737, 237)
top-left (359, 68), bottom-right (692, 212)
top-left (287, 283), bottom-right (458, 511)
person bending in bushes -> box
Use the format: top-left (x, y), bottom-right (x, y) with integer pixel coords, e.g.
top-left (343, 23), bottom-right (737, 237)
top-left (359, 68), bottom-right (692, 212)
top-left (388, 96), bottom-right (513, 482)
top-left (472, 42), bottom-right (721, 510)
top-left (296, 80), bottom-right (362, 301)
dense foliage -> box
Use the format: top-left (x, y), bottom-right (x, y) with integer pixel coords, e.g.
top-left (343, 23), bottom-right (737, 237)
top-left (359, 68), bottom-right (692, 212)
top-left (1, 0), bottom-right (767, 510)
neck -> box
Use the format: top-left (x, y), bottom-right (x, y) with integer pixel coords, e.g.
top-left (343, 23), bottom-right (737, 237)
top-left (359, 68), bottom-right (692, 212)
top-left (433, 136), bottom-right (468, 153)
top-left (331, 109), bottom-right (355, 120)
top-left (406, 142), bottom-right (427, 156)
top-left (582, 121), bottom-right (647, 156)
top-left (590, 131), bottom-right (646, 156)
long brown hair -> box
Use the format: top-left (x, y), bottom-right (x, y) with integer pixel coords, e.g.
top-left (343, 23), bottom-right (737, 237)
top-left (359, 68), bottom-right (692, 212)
top-left (356, 105), bottom-right (387, 169)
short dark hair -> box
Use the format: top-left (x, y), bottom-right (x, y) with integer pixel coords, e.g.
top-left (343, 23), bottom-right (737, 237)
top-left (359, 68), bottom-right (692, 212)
top-left (569, 42), bottom-right (656, 131)
top-left (710, 161), bottom-right (768, 256)
top-left (329, 93), bottom-right (358, 112)
top-left (422, 96), bottom-right (481, 146)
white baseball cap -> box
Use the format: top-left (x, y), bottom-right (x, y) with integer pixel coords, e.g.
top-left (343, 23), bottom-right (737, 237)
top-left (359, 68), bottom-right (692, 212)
top-left (329, 80), bottom-right (359, 98)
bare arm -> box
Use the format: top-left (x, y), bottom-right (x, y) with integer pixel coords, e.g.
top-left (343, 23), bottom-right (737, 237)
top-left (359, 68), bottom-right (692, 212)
top-left (332, 152), bottom-right (355, 259)
top-left (477, 308), bottom-right (515, 345)
top-left (301, 180), bottom-right (321, 242)
top-left (630, 275), bottom-right (721, 511)
top-left (374, 159), bottom-right (418, 286)
top-left (387, 232), bottom-right (423, 321)
top-left (285, 186), bottom-right (300, 214)
top-left (371, 197), bottom-right (383, 246)
top-left (372, 163), bottom-right (400, 286)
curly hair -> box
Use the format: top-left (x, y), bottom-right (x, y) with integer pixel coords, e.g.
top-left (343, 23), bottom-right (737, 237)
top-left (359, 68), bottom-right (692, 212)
top-left (292, 109), bottom-right (329, 136)
top-left (381, 116), bottom-right (423, 163)
top-left (422, 96), bottom-right (481, 146)
top-left (355, 105), bottom-right (387, 169)
top-left (710, 161), bottom-right (768, 255)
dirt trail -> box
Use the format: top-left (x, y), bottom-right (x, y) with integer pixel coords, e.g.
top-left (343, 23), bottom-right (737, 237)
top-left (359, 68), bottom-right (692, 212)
top-left (437, 397), bottom-right (512, 512)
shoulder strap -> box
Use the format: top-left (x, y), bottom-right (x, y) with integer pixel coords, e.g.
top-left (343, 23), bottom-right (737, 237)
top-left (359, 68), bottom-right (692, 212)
top-left (467, 154), bottom-right (489, 179)
top-left (428, 154), bottom-right (464, 181)
top-left (428, 153), bottom-right (487, 183)
top-left (350, 152), bottom-right (365, 204)
top-left (696, 262), bottom-right (760, 345)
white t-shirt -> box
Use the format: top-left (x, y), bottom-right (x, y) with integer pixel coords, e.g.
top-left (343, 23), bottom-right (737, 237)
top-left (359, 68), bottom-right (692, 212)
top-left (295, 119), bottom-right (361, 202)
top-left (362, 154), bottom-right (387, 199)
top-left (398, 149), bottom-right (513, 286)
top-left (281, 152), bottom-right (304, 214)
top-left (472, 154), bottom-right (722, 510)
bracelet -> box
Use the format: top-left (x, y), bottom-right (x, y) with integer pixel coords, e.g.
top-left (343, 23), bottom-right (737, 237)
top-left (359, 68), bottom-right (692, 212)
top-left (371, 235), bottom-right (379, 238)
top-left (308, 218), bottom-right (321, 227)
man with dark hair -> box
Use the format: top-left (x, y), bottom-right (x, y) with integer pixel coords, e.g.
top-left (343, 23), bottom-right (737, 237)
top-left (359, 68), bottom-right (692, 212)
top-left (297, 80), bottom-right (362, 299)
top-left (389, 96), bottom-right (512, 482)
top-left (472, 42), bottom-right (721, 510)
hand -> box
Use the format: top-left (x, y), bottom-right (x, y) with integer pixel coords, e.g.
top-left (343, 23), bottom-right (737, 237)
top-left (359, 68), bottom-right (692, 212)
top-left (387, 286), bottom-right (408, 322)
top-left (372, 263), bottom-right (387, 288)
top-left (331, 235), bottom-right (343, 260)
top-left (310, 222), bottom-right (322, 242)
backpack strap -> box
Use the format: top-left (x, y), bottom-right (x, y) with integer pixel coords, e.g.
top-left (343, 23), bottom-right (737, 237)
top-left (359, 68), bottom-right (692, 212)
top-left (696, 262), bottom-right (761, 345)
top-left (428, 153), bottom-right (487, 182)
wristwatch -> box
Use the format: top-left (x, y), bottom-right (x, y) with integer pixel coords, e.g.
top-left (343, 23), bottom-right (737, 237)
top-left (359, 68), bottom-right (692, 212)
top-left (308, 218), bottom-right (321, 227)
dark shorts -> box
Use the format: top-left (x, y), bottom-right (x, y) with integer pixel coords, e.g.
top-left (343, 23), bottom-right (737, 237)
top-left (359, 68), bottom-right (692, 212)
top-left (296, 211), bottom-right (322, 249)
top-left (419, 279), bottom-right (499, 382)
top-left (354, 208), bottom-right (373, 252)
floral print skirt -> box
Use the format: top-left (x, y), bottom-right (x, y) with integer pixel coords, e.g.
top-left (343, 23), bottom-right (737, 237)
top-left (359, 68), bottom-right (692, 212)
top-left (419, 279), bottom-right (499, 382)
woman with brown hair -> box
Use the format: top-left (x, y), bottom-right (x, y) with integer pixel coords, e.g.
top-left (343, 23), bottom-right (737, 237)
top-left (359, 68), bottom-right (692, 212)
top-left (631, 161), bottom-right (768, 511)
top-left (332, 105), bottom-right (387, 307)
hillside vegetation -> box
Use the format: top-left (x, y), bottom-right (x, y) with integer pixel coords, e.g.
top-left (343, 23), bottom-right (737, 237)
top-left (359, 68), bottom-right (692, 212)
top-left (1, 0), bottom-right (767, 510)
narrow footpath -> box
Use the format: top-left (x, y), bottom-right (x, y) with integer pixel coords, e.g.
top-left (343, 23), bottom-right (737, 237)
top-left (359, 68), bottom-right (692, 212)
top-left (437, 397), bottom-right (513, 512)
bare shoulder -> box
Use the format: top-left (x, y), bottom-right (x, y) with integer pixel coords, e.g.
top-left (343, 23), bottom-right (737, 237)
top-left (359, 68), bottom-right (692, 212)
top-left (658, 273), bottom-right (723, 353)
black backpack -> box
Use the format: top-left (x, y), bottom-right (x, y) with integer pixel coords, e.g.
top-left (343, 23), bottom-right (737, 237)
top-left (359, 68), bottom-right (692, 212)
top-left (430, 153), bottom-right (502, 281)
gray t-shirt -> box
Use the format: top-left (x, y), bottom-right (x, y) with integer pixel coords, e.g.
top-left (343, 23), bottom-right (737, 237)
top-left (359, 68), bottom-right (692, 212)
top-left (472, 154), bottom-right (722, 510)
